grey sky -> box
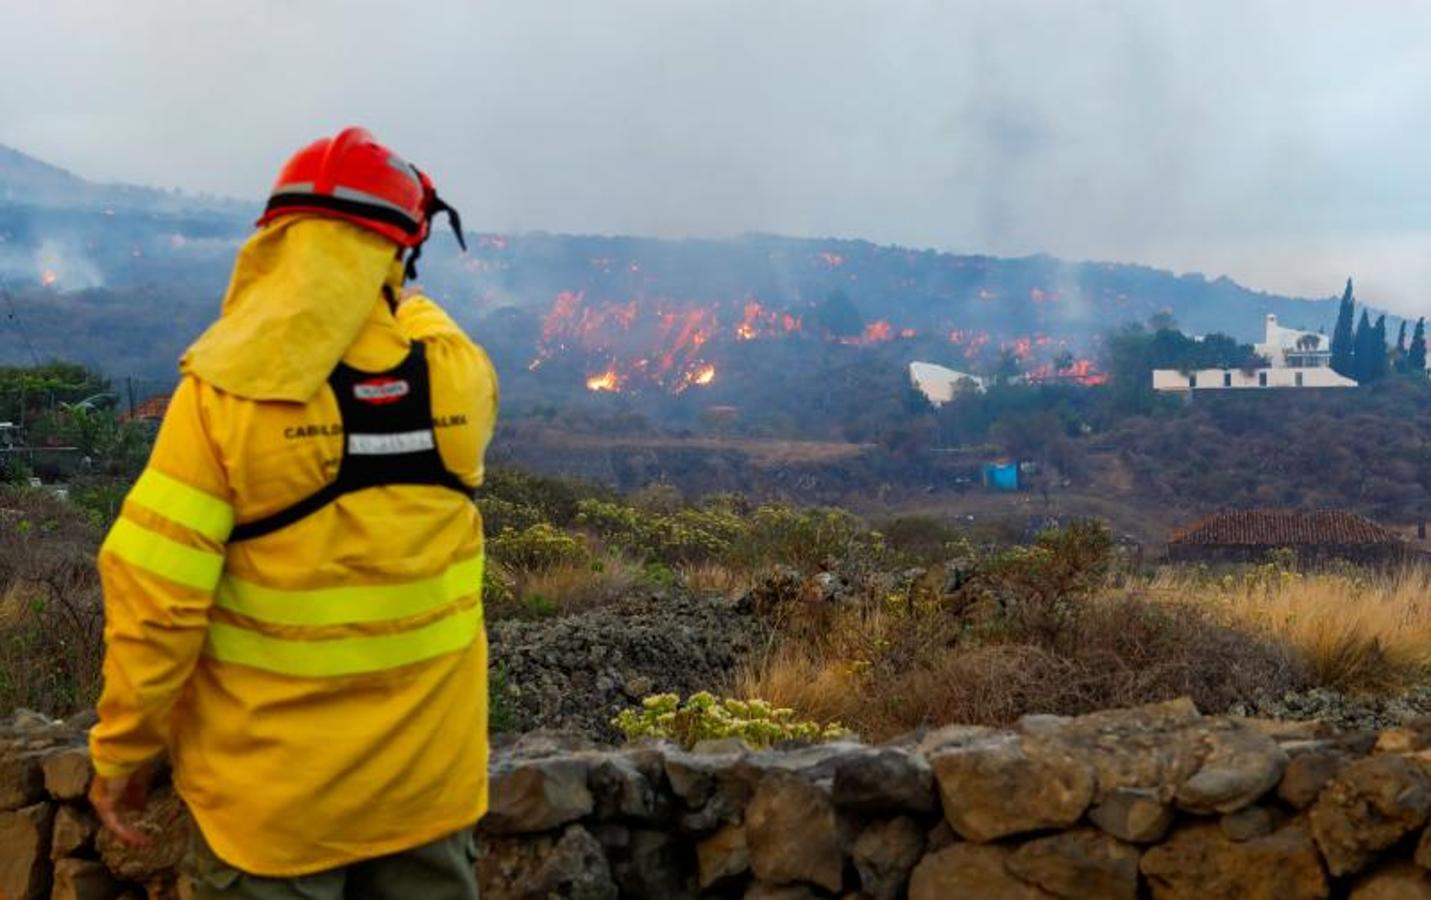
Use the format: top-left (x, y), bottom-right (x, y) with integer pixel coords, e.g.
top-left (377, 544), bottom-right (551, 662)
top-left (4, 0), bottom-right (1431, 316)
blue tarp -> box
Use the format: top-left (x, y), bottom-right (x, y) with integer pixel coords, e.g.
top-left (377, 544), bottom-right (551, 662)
top-left (981, 462), bottom-right (1020, 491)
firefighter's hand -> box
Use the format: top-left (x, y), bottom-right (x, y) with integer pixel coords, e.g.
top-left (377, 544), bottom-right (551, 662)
top-left (398, 285), bottom-right (428, 308)
top-left (89, 765), bottom-right (153, 847)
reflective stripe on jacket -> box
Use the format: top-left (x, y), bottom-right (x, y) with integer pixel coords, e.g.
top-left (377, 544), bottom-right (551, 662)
top-left (89, 296), bottom-right (497, 876)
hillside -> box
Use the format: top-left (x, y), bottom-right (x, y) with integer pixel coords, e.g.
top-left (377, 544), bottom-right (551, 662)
top-left (0, 145), bottom-right (1355, 400)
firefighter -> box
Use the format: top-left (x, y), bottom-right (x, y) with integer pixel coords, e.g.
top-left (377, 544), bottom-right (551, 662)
top-left (86, 128), bottom-right (497, 899)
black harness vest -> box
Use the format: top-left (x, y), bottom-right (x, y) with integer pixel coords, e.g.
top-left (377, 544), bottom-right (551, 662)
top-left (229, 341), bottom-right (473, 543)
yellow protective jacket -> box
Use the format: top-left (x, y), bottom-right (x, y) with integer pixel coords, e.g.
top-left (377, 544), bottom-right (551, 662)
top-left (89, 220), bottom-right (498, 876)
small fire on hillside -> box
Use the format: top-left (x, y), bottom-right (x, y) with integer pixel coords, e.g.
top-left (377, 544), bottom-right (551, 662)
top-left (41, 270), bottom-right (57, 287)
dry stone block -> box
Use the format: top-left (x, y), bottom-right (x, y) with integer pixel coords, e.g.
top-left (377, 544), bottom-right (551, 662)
top-left (589, 754), bottom-right (659, 821)
top-left (0, 801), bottom-right (55, 900)
top-left (1140, 822), bottom-right (1328, 900)
top-left (1279, 749), bottom-right (1349, 809)
top-left (1006, 827), bottom-right (1141, 900)
top-left (1351, 862), bottom-right (1431, 899)
top-left (1089, 787), bottom-right (1173, 843)
top-left (613, 829), bottom-right (687, 899)
top-left (1220, 805), bottom-right (1278, 841)
top-left (96, 787), bottom-right (191, 881)
top-left (745, 771), bottom-right (844, 893)
top-left (1309, 754), bottom-right (1431, 877)
top-left (1175, 728), bottom-right (1288, 814)
top-left (42, 748), bottom-right (93, 801)
top-left (931, 734), bottom-right (1093, 842)
top-left (482, 756), bottom-right (594, 834)
top-left (832, 748), bottom-right (935, 814)
top-left (477, 824), bottom-right (618, 900)
top-left (852, 817), bottom-right (925, 900)
top-left (744, 884), bottom-right (822, 900)
top-left (909, 844), bottom-right (1052, 900)
top-left (696, 822), bottom-right (749, 890)
top-left (51, 858), bottom-right (121, 900)
top-left (0, 749), bottom-right (46, 810)
top-left (1416, 824), bottom-right (1431, 869)
top-left (52, 804), bottom-right (99, 859)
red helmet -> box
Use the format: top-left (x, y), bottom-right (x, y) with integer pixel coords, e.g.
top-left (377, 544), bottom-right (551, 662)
top-left (257, 127), bottom-right (465, 274)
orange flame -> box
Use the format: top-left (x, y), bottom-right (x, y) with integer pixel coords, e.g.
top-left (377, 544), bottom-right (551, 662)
top-left (41, 270), bottom-right (57, 287)
top-left (586, 367), bottom-right (621, 392)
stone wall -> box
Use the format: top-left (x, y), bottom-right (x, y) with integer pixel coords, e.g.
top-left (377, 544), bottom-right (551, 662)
top-left (10, 698), bottom-right (1431, 898)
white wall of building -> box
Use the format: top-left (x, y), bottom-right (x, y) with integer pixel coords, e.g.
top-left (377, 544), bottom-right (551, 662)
top-left (910, 361), bottom-right (985, 406)
top-left (1254, 314), bottom-right (1331, 369)
top-left (1153, 366), bottom-right (1356, 392)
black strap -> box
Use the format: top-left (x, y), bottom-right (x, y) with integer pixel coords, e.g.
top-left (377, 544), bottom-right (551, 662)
top-left (229, 341), bottom-right (473, 543)
top-left (404, 172), bottom-right (467, 281)
top-left (264, 192), bottom-right (421, 236)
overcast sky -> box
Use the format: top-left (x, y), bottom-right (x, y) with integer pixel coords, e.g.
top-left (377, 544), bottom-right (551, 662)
top-left (4, 1), bottom-right (1431, 316)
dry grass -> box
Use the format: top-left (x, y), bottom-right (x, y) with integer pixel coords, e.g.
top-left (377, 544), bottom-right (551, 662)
top-left (737, 570), bottom-right (1312, 742)
top-left (496, 552), bottom-right (647, 619)
top-left (0, 487), bottom-right (106, 715)
top-left (1142, 566), bottom-right (1431, 693)
top-left (679, 562), bottom-right (754, 598)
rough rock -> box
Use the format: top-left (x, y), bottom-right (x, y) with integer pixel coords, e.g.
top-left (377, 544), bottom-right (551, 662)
top-left (51, 858), bottom-right (120, 900)
top-left (1006, 827), bottom-right (1141, 900)
top-left (832, 748), bottom-right (936, 814)
top-left (931, 734), bottom-right (1094, 842)
top-left (488, 593), bottom-right (762, 740)
top-left (1279, 748), bottom-right (1350, 809)
top-left (745, 771), bottom-right (844, 893)
top-left (696, 823), bottom-right (749, 890)
top-left (0, 801), bottom-right (55, 900)
top-left (1220, 805), bottom-right (1278, 841)
top-left (1174, 728), bottom-right (1287, 814)
top-left (1351, 862), bottom-right (1431, 899)
top-left (851, 817), bottom-right (925, 900)
top-left (1416, 824), bottom-right (1431, 869)
top-left (1089, 787), bottom-right (1174, 843)
top-left (96, 787), bottom-right (191, 881)
top-left (743, 884), bottom-right (822, 900)
top-left (612, 829), bottom-right (688, 899)
top-left (42, 748), bottom-right (93, 801)
top-left (1139, 823), bottom-right (1328, 900)
top-left (52, 804), bottom-right (99, 859)
top-left (482, 756), bottom-right (594, 834)
top-left (1020, 698), bottom-right (1207, 805)
top-left (0, 749), bottom-right (46, 811)
top-left (908, 844), bottom-right (1052, 900)
top-left (1309, 754), bottom-right (1431, 877)
top-left (589, 754), bottom-right (661, 822)
top-left (664, 749), bottom-right (757, 833)
top-left (477, 824), bottom-right (618, 900)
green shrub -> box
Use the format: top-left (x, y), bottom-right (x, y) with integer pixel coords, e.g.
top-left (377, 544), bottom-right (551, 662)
top-left (575, 499), bottom-right (745, 564)
top-left (489, 523), bottom-right (590, 573)
top-left (726, 504), bottom-right (880, 573)
top-left (612, 692), bottom-right (845, 749)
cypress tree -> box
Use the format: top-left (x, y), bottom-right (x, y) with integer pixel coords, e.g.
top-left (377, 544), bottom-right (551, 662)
top-left (1411, 318), bottom-right (1428, 373)
top-left (1351, 309), bottom-right (1373, 382)
top-left (1395, 320), bottom-right (1409, 373)
top-left (1370, 314), bottom-right (1389, 382)
top-left (1330, 278), bottom-right (1356, 377)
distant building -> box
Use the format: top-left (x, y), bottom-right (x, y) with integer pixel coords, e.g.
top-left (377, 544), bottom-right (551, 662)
top-left (1153, 314), bottom-right (1356, 393)
top-left (1168, 509), bottom-right (1411, 565)
top-left (909, 361), bottom-right (986, 406)
top-left (1255, 314), bottom-right (1332, 369)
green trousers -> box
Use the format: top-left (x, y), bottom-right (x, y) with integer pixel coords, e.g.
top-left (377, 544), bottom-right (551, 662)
top-left (186, 830), bottom-right (478, 900)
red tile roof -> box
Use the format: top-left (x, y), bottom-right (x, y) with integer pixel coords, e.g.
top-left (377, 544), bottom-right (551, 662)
top-left (1169, 509), bottom-right (1405, 547)
top-left (124, 393), bottom-right (171, 422)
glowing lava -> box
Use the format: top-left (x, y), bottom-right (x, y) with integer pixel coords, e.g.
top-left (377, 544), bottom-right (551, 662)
top-left (585, 367), bottom-right (621, 392)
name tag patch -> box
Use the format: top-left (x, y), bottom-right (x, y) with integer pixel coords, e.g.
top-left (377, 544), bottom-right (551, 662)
top-left (353, 378), bottom-right (410, 405)
top-left (348, 430), bottom-right (436, 455)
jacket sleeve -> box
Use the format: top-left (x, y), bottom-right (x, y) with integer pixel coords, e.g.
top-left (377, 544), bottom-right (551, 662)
top-left (89, 377), bottom-right (233, 778)
top-left (397, 296), bottom-right (499, 487)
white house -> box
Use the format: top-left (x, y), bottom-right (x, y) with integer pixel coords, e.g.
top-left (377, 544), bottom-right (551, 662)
top-left (1152, 366), bottom-right (1356, 392)
top-left (909, 361), bottom-right (986, 406)
top-left (1254, 314), bottom-right (1332, 369)
top-left (1153, 313), bottom-right (1356, 393)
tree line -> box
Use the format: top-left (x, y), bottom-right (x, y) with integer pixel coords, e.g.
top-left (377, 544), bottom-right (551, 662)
top-left (1329, 278), bottom-right (1426, 384)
